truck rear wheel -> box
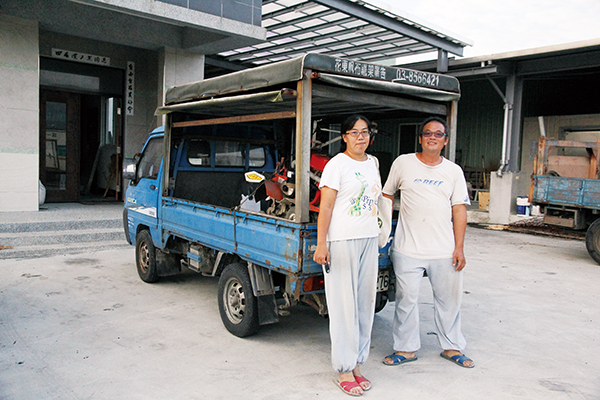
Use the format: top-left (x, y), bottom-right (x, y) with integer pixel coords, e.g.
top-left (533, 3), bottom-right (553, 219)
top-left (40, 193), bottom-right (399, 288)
top-left (375, 292), bottom-right (388, 313)
top-left (585, 219), bottom-right (600, 265)
top-left (218, 263), bottom-right (259, 337)
top-left (136, 230), bottom-right (159, 283)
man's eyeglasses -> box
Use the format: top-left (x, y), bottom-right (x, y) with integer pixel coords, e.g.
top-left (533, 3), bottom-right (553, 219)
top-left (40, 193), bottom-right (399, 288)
top-left (345, 129), bottom-right (371, 137)
top-left (421, 131), bottom-right (447, 138)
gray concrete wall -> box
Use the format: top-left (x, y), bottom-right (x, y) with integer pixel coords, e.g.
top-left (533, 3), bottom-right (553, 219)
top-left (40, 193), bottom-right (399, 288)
top-left (520, 114), bottom-right (600, 176)
top-left (0, 15), bottom-right (40, 212)
top-left (157, 47), bottom-right (205, 127)
top-left (489, 171), bottom-right (530, 224)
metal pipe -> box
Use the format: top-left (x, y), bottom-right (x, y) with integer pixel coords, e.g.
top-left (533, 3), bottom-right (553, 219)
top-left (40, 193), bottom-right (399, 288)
top-left (485, 75), bottom-right (512, 177)
top-left (538, 116), bottom-right (546, 137)
top-left (294, 69), bottom-right (312, 223)
top-left (497, 102), bottom-right (511, 177)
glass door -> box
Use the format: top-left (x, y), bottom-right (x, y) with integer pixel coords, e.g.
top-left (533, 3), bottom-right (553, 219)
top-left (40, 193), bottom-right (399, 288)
top-left (40, 90), bottom-right (81, 202)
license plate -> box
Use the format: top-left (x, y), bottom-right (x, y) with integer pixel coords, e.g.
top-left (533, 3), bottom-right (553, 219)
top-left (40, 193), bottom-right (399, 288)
top-left (377, 270), bottom-right (389, 292)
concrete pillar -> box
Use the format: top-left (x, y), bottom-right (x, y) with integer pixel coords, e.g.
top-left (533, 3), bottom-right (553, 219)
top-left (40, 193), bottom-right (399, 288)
top-left (489, 171), bottom-right (531, 224)
top-left (157, 47), bottom-right (204, 126)
top-left (0, 15), bottom-right (40, 211)
top-left (508, 75), bottom-right (524, 172)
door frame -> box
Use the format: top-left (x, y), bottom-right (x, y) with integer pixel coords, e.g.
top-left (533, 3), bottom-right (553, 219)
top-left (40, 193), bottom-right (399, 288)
top-left (39, 90), bottom-right (81, 203)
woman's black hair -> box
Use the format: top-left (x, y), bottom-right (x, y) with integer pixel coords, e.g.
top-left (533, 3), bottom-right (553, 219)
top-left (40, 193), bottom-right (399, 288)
top-left (419, 116), bottom-right (449, 136)
top-left (339, 114), bottom-right (371, 152)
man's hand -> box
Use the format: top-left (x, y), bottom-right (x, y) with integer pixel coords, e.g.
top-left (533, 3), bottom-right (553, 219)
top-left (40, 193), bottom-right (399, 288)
top-left (453, 248), bottom-right (466, 271)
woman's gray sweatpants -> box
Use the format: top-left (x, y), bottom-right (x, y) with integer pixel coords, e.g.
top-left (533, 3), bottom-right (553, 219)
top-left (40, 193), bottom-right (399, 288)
top-left (324, 237), bottom-right (378, 373)
top-left (391, 251), bottom-right (466, 352)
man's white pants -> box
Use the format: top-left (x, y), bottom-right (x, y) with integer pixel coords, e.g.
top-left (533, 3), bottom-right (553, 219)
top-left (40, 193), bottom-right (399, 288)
top-left (391, 251), bottom-right (466, 352)
top-left (324, 237), bottom-right (378, 373)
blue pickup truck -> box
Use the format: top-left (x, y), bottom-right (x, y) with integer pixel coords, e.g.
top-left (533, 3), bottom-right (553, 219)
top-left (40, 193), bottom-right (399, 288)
top-left (122, 53), bottom-right (461, 336)
top-left (532, 137), bottom-right (600, 264)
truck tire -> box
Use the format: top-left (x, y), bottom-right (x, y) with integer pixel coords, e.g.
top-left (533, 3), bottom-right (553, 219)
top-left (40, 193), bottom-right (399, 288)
top-left (375, 292), bottom-right (387, 313)
top-left (585, 219), bottom-right (600, 265)
top-left (218, 263), bottom-right (259, 337)
top-left (136, 230), bottom-right (159, 283)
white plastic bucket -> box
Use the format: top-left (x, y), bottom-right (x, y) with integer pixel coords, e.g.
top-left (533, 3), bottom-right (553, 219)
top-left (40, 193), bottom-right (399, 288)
top-left (516, 196), bottom-right (530, 215)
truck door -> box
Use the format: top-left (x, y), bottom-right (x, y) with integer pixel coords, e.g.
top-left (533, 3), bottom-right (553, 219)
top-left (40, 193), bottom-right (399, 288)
top-left (126, 136), bottom-right (163, 233)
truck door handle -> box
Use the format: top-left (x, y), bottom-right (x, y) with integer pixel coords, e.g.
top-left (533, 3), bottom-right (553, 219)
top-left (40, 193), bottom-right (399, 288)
top-left (150, 184), bottom-right (156, 190)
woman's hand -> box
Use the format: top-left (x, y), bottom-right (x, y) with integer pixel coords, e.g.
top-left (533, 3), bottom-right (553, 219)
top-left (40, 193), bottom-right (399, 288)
top-left (313, 243), bottom-right (330, 266)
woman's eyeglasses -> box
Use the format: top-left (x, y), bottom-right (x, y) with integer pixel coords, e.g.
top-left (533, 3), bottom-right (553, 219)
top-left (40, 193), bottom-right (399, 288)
top-left (421, 131), bottom-right (447, 138)
top-left (345, 129), bottom-right (371, 137)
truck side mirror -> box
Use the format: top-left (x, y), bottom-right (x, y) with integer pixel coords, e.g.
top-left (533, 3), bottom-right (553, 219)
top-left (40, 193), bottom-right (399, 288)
top-left (122, 158), bottom-right (137, 181)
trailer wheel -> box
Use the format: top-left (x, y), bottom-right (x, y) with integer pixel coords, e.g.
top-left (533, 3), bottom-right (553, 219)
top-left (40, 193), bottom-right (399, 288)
top-left (375, 292), bottom-right (388, 313)
top-left (218, 263), bottom-right (259, 337)
top-left (136, 230), bottom-right (159, 283)
top-left (585, 219), bottom-right (600, 265)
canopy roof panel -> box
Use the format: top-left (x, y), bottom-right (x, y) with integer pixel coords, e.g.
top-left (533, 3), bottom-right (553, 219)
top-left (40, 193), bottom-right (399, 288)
top-left (208, 0), bottom-right (472, 70)
top-left (158, 53), bottom-right (459, 119)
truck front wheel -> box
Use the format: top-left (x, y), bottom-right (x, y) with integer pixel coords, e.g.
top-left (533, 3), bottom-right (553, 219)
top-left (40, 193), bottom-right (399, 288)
top-left (585, 219), bottom-right (600, 265)
top-left (218, 263), bottom-right (259, 337)
top-left (136, 230), bottom-right (159, 283)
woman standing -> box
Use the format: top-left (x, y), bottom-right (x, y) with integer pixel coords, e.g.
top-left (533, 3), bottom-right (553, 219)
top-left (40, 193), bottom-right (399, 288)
top-left (313, 115), bottom-right (381, 396)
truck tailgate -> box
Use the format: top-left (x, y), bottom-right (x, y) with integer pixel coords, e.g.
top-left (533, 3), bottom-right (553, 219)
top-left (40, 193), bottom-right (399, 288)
top-left (533, 175), bottom-right (600, 209)
top-left (161, 198), bottom-right (319, 275)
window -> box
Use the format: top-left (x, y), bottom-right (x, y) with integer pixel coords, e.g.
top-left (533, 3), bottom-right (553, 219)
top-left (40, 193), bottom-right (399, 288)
top-left (248, 144), bottom-right (266, 167)
top-left (215, 141), bottom-right (244, 167)
top-left (137, 138), bottom-right (163, 180)
top-left (186, 140), bottom-right (267, 168)
top-left (187, 140), bottom-right (211, 166)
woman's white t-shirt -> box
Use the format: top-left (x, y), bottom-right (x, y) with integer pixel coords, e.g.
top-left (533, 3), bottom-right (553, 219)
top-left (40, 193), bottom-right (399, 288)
top-left (382, 154), bottom-right (470, 259)
top-left (319, 153), bottom-right (381, 242)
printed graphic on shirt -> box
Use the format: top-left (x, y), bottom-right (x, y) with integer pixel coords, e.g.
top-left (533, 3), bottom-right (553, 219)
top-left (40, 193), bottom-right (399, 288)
top-left (349, 172), bottom-right (368, 216)
top-left (414, 178), bottom-right (444, 186)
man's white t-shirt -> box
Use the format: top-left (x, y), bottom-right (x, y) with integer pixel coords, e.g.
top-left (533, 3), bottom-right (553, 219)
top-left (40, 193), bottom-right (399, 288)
top-left (319, 153), bottom-right (381, 242)
top-left (383, 154), bottom-right (470, 259)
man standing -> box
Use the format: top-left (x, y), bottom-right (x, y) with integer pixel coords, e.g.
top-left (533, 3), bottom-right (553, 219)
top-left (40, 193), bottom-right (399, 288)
top-left (382, 116), bottom-right (474, 368)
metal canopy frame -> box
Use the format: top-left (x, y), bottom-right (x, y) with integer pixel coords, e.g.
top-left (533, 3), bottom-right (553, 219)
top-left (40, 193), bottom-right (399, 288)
top-left (209, 0), bottom-right (471, 70)
top-left (160, 53), bottom-right (460, 222)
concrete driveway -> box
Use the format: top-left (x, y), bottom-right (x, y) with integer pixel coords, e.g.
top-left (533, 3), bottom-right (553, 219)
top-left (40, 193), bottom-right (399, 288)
top-left (1, 227), bottom-right (599, 399)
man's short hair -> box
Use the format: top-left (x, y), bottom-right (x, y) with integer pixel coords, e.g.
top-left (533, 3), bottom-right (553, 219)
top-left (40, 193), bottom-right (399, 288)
top-left (419, 116), bottom-right (449, 135)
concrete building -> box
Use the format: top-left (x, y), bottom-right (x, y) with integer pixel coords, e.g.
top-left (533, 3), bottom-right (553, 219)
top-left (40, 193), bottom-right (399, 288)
top-left (0, 0), bottom-right (265, 211)
top-left (0, 0), bottom-right (472, 212)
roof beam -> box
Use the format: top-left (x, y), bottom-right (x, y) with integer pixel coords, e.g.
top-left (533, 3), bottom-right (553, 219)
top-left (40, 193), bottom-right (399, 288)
top-left (312, 0), bottom-right (464, 56)
top-left (516, 51), bottom-right (600, 75)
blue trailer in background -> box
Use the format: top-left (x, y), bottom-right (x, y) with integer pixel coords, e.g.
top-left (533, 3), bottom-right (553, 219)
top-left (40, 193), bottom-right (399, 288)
top-left (122, 53), bottom-right (461, 336)
top-left (531, 137), bottom-right (600, 264)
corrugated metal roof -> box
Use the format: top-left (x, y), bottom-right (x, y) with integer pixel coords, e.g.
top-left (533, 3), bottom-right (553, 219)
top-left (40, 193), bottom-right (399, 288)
top-left (208, 0), bottom-right (472, 69)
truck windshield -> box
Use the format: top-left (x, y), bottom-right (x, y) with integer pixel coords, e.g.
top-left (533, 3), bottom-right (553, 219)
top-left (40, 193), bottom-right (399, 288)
top-left (138, 137), bottom-right (163, 180)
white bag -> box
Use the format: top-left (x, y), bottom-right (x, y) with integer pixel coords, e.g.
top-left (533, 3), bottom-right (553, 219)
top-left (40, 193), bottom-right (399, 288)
top-left (378, 195), bottom-right (393, 248)
top-left (39, 180), bottom-right (46, 206)
top-left (372, 156), bottom-right (393, 248)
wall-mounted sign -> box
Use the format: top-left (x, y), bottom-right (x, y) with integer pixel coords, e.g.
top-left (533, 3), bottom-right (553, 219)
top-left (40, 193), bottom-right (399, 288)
top-left (51, 48), bottom-right (110, 66)
top-left (126, 62), bottom-right (135, 116)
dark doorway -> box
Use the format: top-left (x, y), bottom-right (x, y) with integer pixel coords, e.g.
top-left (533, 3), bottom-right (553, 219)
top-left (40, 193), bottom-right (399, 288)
top-left (39, 57), bottom-right (125, 203)
top-left (39, 90), bottom-right (123, 203)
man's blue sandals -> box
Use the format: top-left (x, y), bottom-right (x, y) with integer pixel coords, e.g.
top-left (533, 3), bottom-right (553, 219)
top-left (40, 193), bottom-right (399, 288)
top-left (440, 352), bottom-right (475, 368)
top-left (382, 354), bottom-right (418, 366)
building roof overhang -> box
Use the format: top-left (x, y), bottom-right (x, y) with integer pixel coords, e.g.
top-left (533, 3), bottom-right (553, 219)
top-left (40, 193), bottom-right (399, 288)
top-left (205, 0), bottom-right (472, 74)
top-left (401, 38), bottom-right (600, 80)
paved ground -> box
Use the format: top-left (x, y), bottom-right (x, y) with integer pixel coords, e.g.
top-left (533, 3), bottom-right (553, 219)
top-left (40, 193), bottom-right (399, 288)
top-left (1, 226), bottom-right (599, 399)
